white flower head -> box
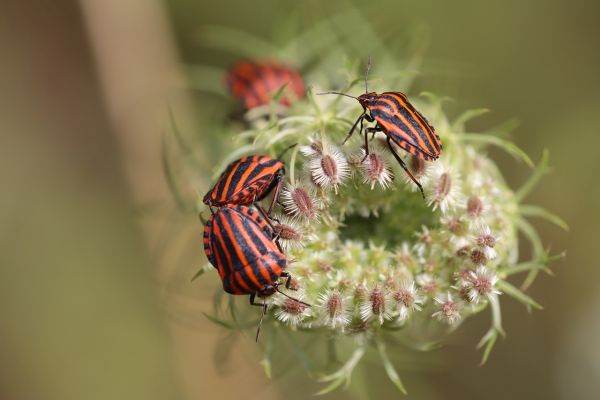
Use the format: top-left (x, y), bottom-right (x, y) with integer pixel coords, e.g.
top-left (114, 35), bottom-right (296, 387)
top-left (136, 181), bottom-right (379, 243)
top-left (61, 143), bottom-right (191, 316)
top-left (473, 223), bottom-right (499, 260)
top-left (358, 148), bottom-right (394, 190)
top-left (465, 195), bottom-right (489, 220)
top-left (424, 162), bottom-right (464, 214)
top-left (317, 289), bottom-right (350, 330)
top-left (416, 273), bottom-right (439, 296)
top-left (272, 214), bottom-right (316, 251)
top-left (432, 292), bottom-right (462, 325)
top-left (273, 290), bottom-right (311, 327)
top-left (464, 266), bottom-right (501, 303)
top-left (359, 286), bottom-right (393, 324)
top-left (392, 280), bottom-right (424, 321)
top-left (299, 138), bottom-right (324, 158)
top-left (280, 182), bottom-right (320, 220)
top-left (308, 141), bottom-right (350, 193)
top-left (402, 155), bottom-right (431, 191)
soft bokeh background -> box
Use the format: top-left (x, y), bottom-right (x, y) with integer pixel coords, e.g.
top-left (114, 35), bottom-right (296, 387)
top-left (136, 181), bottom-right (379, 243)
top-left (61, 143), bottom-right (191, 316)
top-left (1, 0), bottom-right (598, 399)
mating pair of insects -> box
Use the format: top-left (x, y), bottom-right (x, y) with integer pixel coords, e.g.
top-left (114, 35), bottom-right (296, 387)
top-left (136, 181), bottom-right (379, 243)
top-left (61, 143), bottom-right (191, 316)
top-left (202, 59), bottom-right (442, 339)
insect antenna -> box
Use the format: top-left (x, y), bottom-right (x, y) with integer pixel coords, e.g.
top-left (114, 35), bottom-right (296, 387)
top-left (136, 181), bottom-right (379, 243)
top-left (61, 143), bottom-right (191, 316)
top-left (255, 302), bottom-right (268, 342)
top-left (276, 143), bottom-right (298, 159)
top-left (365, 55), bottom-right (372, 93)
top-left (275, 287), bottom-right (312, 307)
top-left (316, 91), bottom-right (358, 100)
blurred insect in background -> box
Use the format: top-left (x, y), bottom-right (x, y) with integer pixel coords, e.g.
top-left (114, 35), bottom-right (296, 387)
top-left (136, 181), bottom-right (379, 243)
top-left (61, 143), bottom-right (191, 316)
top-left (226, 60), bottom-right (305, 110)
top-left (203, 205), bottom-right (309, 340)
top-left (318, 58), bottom-right (442, 198)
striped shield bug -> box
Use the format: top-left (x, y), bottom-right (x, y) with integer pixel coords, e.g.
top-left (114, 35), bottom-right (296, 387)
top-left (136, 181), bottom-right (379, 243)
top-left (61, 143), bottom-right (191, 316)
top-left (203, 144), bottom-right (296, 218)
top-left (203, 205), bottom-right (308, 340)
top-left (318, 58), bottom-right (442, 197)
top-left (226, 60), bottom-right (305, 110)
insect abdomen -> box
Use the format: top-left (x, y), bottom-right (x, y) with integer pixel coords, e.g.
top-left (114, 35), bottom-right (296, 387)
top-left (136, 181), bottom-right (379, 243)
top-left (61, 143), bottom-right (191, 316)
top-left (204, 205), bottom-right (284, 295)
top-left (370, 92), bottom-right (442, 160)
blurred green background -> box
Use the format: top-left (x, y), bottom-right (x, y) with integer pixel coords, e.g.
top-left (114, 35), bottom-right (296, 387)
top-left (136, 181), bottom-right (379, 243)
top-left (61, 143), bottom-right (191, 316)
top-left (1, 0), bottom-right (598, 399)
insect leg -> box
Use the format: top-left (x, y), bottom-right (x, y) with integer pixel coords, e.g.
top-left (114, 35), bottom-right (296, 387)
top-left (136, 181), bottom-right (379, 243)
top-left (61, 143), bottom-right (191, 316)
top-left (343, 114), bottom-right (365, 145)
top-left (249, 292), bottom-right (267, 307)
top-left (386, 137), bottom-right (425, 199)
top-left (256, 205), bottom-right (284, 252)
top-left (266, 171), bottom-right (284, 215)
top-left (361, 127), bottom-right (381, 162)
top-left (280, 271), bottom-right (295, 290)
top-left (255, 302), bottom-right (268, 342)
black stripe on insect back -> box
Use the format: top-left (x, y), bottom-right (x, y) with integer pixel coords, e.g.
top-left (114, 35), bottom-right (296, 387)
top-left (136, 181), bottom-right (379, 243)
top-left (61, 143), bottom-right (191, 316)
top-left (371, 105), bottom-right (422, 148)
top-left (375, 96), bottom-right (437, 156)
top-left (214, 160), bottom-right (243, 201)
top-left (223, 159), bottom-right (254, 199)
top-left (241, 216), bottom-right (279, 283)
top-left (381, 93), bottom-right (441, 154)
top-left (238, 216), bottom-right (271, 286)
top-left (214, 211), bottom-right (246, 271)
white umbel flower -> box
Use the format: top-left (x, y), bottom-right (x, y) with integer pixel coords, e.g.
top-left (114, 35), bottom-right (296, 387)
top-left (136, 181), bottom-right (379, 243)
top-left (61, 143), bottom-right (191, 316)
top-left (272, 214), bottom-right (315, 251)
top-left (308, 142), bottom-right (350, 193)
top-left (359, 286), bottom-right (393, 324)
top-left (317, 290), bottom-right (350, 330)
top-left (392, 280), bottom-right (424, 321)
top-left (465, 266), bottom-right (501, 303)
top-left (473, 223), bottom-right (499, 260)
top-left (274, 290), bottom-right (311, 327)
top-left (432, 292), bottom-right (462, 324)
top-left (279, 182), bottom-right (319, 220)
top-left (358, 148), bottom-right (394, 190)
top-left (401, 155), bottom-right (431, 192)
top-left (424, 163), bottom-right (464, 214)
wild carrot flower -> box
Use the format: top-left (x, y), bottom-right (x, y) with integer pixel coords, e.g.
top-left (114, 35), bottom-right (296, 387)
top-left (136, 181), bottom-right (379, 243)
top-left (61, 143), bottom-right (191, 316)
top-left (307, 141), bottom-right (349, 193)
top-left (183, 43), bottom-right (562, 395)
top-left (432, 292), bottom-right (462, 324)
top-left (360, 286), bottom-right (393, 324)
top-left (465, 266), bottom-right (501, 303)
top-left (424, 163), bottom-right (464, 213)
top-left (317, 290), bottom-right (350, 329)
top-left (392, 280), bottom-right (423, 321)
top-left (280, 182), bottom-right (319, 220)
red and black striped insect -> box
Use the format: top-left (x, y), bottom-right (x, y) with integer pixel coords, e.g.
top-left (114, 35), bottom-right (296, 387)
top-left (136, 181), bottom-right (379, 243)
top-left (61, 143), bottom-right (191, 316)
top-left (318, 59), bottom-right (442, 197)
top-left (203, 154), bottom-right (284, 219)
top-left (203, 205), bottom-right (308, 340)
top-left (226, 60), bottom-right (305, 110)
top-left (203, 144), bottom-right (297, 218)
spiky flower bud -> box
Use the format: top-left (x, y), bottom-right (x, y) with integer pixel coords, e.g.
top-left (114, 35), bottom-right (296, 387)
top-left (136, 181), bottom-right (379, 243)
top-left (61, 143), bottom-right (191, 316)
top-left (432, 292), bottom-right (462, 324)
top-left (280, 183), bottom-right (319, 220)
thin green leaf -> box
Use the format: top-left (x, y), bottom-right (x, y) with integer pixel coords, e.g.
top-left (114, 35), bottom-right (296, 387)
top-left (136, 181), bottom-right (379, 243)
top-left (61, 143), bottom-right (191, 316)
top-left (497, 280), bottom-right (543, 310)
top-left (315, 377), bottom-right (345, 396)
top-left (281, 332), bottom-right (316, 376)
top-left (466, 118), bottom-right (520, 138)
top-left (501, 261), bottom-right (551, 276)
top-left (190, 264), bottom-right (212, 282)
top-left (520, 204), bottom-right (569, 231)
top-left (515, 149), bottom-right (550, 201)
top-left (516, 217), bottom-right (546, 289)
top-left (376, 340), bottom-right (407, 395)
top-left (477, 328), bottom-right (498, 366)
top-left (457, 133), bottom-right (533, 167)
top-left (202, 312), bottom-right (235, 329)
top-left (260, 329), bottom-right (276, 379)
top-left (452, 108), bottom-right (489, 131)
top-left (161, 136), bottom-right (191, 212)
top-left (317, 347), bottom-right (366, 395)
